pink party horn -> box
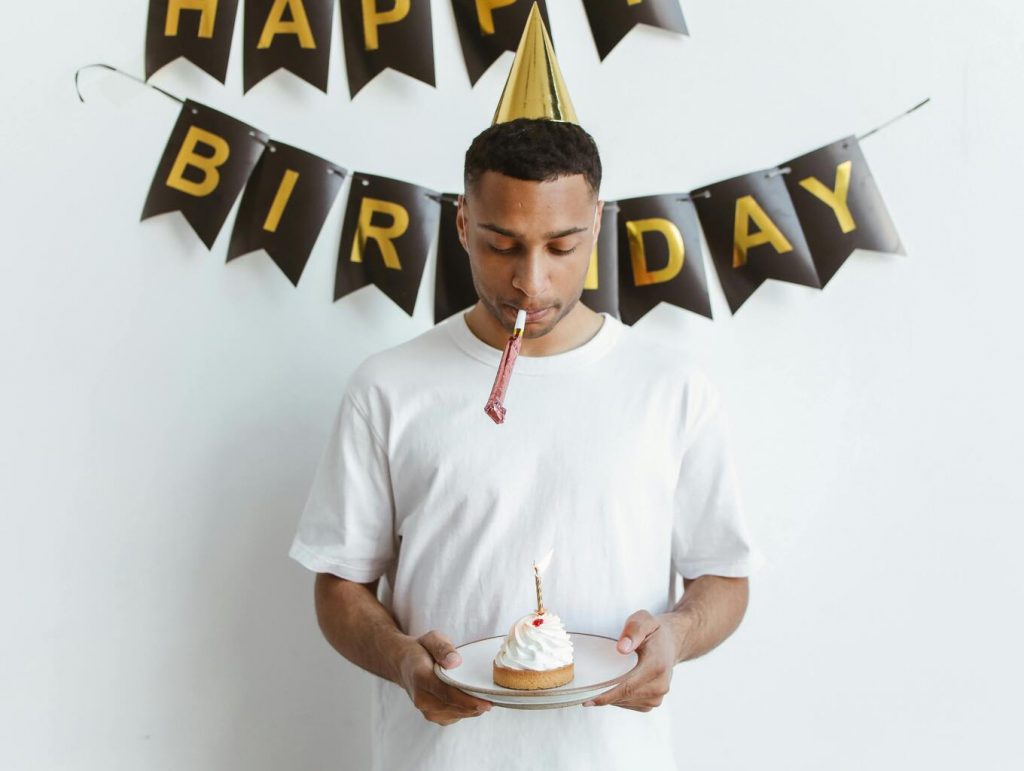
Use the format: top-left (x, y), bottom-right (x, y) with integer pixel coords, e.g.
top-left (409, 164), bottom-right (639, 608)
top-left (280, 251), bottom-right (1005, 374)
top-left (484, 309), bottom-right (527, 424)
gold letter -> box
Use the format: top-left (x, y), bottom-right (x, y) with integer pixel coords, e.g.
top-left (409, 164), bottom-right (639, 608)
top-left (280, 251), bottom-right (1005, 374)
top-left (798, 160), bottom-right (857, 234)
top-left (362, 0), bottom-right (410, 51)
top-left (584, 245), bottom-right (599, 290)
top-left (475, 0), bottom-right (517, 35)
top-left (627, 0), bottom-right (643, 5)
top-left (166, 126), bottom-right (231, 197)
top-left (732, 195), bottom-right (793, 268)
top-left (263, 169), bottom-right (300, 232)
top-left (258, 0), bottom-right (316, 49)
top-left (165, 0), bottom-right (219, 38)
top-left (349, 197), bottom-right (410, 269)
top-left (625, 218), bottom-right (685, 286)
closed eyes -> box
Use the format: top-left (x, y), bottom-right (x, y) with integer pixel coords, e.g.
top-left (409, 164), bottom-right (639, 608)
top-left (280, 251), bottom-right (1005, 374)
top-left (489, 244), bottom-right (578, 256)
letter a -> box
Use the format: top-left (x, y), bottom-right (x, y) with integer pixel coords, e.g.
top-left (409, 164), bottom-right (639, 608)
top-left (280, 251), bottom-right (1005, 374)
top-left (732, 195), bottom-right (793, 268)
top-left (259, 0), bottom-right (316, 49)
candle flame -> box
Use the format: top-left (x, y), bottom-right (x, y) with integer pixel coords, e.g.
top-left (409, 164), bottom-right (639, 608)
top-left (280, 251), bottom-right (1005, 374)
top-left (534, 548), bottom-right (554, 575)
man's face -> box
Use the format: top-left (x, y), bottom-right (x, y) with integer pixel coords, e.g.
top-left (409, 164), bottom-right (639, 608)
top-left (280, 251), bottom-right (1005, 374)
top-left (456, 170), bottom-right (603, 338)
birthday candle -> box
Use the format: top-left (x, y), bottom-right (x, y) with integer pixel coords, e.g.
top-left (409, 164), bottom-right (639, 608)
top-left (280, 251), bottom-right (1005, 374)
top-left (534, 549), bottom-right (554, 615)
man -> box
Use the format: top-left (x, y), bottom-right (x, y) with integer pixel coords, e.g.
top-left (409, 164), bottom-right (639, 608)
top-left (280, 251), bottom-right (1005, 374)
top-left (289, 9), bottom-right (763, 769)
top-left (289, 115), bottom-right (764, 769)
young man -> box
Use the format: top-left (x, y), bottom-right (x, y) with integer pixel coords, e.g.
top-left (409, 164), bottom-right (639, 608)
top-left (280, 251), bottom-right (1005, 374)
top-left (288, 117), bottom-right (765, 770)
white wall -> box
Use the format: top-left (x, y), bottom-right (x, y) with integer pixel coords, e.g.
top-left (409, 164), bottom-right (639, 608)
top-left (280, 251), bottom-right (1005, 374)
top-left (3, 1), bottom-right (1022, 768)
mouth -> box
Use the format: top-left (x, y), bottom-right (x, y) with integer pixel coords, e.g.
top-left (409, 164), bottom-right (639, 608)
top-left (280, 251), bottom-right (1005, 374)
top-left (507, 305), bottom-right (553, 323)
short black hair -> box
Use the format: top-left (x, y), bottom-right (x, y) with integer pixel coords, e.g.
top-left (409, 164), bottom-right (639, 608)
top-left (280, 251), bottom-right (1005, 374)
top-left (463, 118), bottom-right (602, 198)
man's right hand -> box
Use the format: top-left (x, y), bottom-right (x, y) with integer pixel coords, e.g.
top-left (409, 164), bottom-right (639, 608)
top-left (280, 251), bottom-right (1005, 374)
top-left (396, 630), bottom-right (493, 726)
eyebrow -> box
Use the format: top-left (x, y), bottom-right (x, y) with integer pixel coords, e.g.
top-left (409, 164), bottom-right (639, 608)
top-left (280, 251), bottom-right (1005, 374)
top-left (478, 223), bottom-right (589, 240)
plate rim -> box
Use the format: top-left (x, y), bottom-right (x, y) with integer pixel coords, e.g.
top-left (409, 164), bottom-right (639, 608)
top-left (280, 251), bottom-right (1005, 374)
top-left (433, 631), bottom-right (638, 698)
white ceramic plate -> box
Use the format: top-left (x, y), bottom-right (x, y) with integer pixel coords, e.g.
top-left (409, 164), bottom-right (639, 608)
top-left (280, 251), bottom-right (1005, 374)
top-left (434, 632), bottom-right (638, 710)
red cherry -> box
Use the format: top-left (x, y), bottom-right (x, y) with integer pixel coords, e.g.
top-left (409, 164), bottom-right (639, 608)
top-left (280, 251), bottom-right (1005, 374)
top-left (532, 618), bottom-right (544, 627)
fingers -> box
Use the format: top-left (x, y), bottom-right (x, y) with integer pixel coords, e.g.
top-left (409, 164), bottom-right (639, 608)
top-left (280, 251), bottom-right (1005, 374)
top-left (418, 629), bottom-right (462, 668)
top-left (413, 690), bottom-right (488, 726)
top-left (585, 675), bottom-right (668, 710)
top-left (411, 630), bottom-right (494, 725)
top-left (586, 610), bottom-right (661, 706)
top-left (419, 673), bottom-right (493, 713)
top-left (585, 616), bottom-right (673, 710)
top-left (616, 610), bottom-right (661, 655)
top-left (587, 678), bottom-right (634, 707)
top-left (440, 683), bottom-right (493, 713)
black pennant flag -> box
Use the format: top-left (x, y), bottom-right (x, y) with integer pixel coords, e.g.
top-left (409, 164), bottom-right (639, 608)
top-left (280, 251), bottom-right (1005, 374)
top-left (450, 0), bottom-right (553, 86)
top-left (145, 0), bottom-right (240, 83)
top-left (694, 170), bottom-right (821, 314)
top-left (580, 0), bottom-right (687, 61)
top-left (339, 0), bottom-right (435, 98)
top-left (336, 173), bottom-right (440, 316)
top-left (226, 142), bottom-right (346, 285)
top-left (783, 136), bottom-right (904, 287)
top-left (142, 99), bottom-right (267, 249)
top-left (617, 194), bottom-right (710, 324)
top-left (581, 202), bottom-right (620, 318)
top-left (433, 194), bottom-right (478, 324)
top-left (243, 0), bottom-right (335, 94)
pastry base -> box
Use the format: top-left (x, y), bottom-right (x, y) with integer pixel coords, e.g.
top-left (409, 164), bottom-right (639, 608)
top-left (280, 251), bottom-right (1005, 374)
top-left (493, 662), bottom-right (574, 690)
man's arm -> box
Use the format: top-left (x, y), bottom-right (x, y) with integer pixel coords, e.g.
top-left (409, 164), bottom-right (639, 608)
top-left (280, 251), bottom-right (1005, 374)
top-left (313, 573), bottom-right (493, 725)
top-left (313, 573), bottom-right (410, 684)
top-left (585, 575), bottom-right (750, 711)
top-left (670, 574), bottom-right (749, 663)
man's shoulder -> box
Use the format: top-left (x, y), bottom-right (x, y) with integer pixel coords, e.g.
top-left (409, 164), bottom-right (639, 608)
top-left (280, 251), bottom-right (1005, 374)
top-left (612, 328), bottom-right (729, 440)
top-left (346, 317), bottom-right (461, 393)
top-left (614, 321), bottom-right (711, 386)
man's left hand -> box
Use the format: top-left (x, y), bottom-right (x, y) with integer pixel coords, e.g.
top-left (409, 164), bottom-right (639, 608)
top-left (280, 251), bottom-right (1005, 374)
top-left (583, 610), bottom-right (684, 712)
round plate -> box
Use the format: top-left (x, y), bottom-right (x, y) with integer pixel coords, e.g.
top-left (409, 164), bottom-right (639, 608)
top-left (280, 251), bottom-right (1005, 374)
top-left (434, 632), bottom-right (638, 710)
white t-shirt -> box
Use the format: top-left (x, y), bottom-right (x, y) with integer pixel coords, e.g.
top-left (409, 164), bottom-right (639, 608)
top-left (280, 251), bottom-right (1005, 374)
top-left (289, 311), bottom-right (766, 771)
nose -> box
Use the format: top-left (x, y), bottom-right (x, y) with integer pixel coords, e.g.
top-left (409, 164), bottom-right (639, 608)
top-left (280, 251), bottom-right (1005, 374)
top-left (511, 250), bottom-right (549, 299)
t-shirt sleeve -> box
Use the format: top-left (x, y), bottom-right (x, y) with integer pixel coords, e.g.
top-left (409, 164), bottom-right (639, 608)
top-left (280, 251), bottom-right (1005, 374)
top-left (288, 391), bottom-right (397, 583)
top-left (672, 372), bottom-right (767, 579)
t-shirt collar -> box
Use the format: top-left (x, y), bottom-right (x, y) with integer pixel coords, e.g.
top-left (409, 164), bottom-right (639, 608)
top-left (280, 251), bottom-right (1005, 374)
top-left (445, 309), bottom-right (622, 375)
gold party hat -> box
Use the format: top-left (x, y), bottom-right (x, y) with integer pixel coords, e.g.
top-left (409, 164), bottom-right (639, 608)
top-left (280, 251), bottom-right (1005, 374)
top-left (491, 2), bottom-right (579, 125)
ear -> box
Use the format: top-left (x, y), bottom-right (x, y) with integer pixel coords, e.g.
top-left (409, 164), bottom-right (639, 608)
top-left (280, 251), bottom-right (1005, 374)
top-left (593, 199), bottom-right (604, 238)
top-left (456, 194), bottom-right (469, 254)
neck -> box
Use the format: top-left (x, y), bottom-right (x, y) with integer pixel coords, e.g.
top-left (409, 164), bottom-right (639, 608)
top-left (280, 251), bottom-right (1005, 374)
top-left (465, 301), bottom-right (604, 356)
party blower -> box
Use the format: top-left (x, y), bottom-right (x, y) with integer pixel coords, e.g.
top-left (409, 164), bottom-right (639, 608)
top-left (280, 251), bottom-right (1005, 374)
top-left (484, 309), bottom-right (527, 424)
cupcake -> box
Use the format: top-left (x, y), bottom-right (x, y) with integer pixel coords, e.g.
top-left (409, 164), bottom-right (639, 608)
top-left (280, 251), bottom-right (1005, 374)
top-left (492, 610), bottom-right (574, 689)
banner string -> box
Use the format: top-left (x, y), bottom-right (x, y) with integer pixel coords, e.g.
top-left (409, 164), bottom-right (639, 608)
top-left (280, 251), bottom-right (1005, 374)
top-left (684, 97), bottom-right (930, 200)
top-left (74, 63), bottom-right (352, 179)
top-left (74, 62), bottom-right (928, 204)
top-left (858, 97), bottom-right (930, 141)
top-left (75, 63), bottom-right (183, 107)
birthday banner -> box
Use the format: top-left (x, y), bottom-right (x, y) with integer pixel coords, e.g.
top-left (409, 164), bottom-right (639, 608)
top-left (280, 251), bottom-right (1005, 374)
top-left (144, 0), bottom-right (688, 93)
top-left (139, 97), bottom-right (903, 321)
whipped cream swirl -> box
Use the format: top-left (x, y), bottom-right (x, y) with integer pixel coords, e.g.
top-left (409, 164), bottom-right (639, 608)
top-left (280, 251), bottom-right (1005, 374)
top-left (493, 612), bottom-right (573, 671)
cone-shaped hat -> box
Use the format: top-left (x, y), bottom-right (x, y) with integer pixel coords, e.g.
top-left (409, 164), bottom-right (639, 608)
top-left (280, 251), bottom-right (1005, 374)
top-left (491, 2), bottom-right (578, 125)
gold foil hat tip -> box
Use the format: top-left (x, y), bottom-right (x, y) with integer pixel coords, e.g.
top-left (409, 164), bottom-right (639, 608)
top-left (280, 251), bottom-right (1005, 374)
top-left (491, 2), bottom-right (579, 126)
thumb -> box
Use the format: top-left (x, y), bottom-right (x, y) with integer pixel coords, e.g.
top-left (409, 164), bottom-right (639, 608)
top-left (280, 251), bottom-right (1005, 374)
top-left (617, 610), bottom-right (657, 654)
top-left (417, 630), bottom-right (462, 668)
